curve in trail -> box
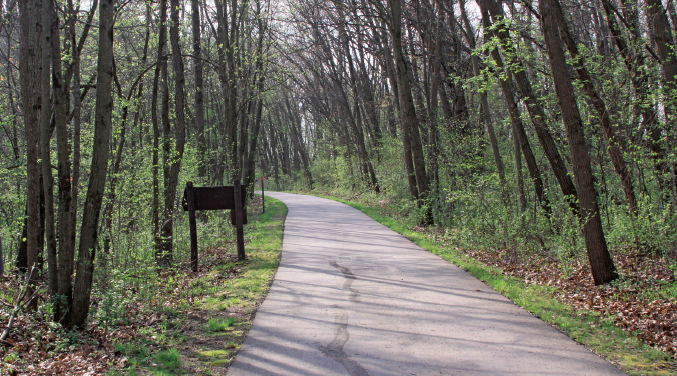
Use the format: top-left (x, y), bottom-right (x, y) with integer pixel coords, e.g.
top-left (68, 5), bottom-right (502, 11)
top-left (228, 192), bottom-right (625, 376)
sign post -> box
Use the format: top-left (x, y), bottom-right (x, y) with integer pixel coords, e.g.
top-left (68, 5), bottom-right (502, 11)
top-left (234, 180), bottom-right (246, 261)
top-left (182, 183), bottom-right (248, 270)
top-left (255, 177), bottom-right (269, 213)
top-left (261, 177), bottom-right (265, 213)
top-left (186, 182), bottom-right (198, 272)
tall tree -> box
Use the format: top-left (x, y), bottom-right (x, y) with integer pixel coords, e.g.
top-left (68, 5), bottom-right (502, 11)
top-left (540, 0), bottom-right (618, 285)
top-left (158, 0), bottom-right (188, 264)
top-left (152, 0), bottom-right (168, 263)
top-left (387, 0), bottom-right (431, 223)
top-left (70, 0), bottom-right (115, 327)
top-left (193, 0), bottom-right (207, 177)
top-left (551, 0), bottom-right (638, 215)
top-left (645, 0), bottom-right (677, 199)
top-left (481, 0), bottom-right (579, 214)
top-left (18, 0), bottom-right (42, 309)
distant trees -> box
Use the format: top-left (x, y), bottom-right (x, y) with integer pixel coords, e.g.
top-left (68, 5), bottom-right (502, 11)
top-left (265, 0), bottom-right (677, 285)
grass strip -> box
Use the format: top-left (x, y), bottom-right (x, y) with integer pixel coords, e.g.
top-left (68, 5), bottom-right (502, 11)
top-left (318, 194), bottom-right (675, 376)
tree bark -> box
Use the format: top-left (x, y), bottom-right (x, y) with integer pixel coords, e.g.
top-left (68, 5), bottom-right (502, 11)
top-left (388, 0), bottom-right (431, 223)
top-left (192, 0), bottom-right (207, 177)
top-left (479, 1), bottom-right (551, 215)
top-left (482, 0), bottom-right (579, 214)
top-left (552, 0), bottom-right (638, 215)
top-left (540, 0), bottom-right (618, 285)
top-left (71, 0), bottom-right (115, 327)
top-left (40, 0), bottom-right (57, 297)
top-left (18, 0), bottom-right (42, 309)
top-left (151, 0), bottom-right (167, 262)
top-left (49, 0), bottom-right (75, 323)
top-left (159, 0), bottom-right (188, 264)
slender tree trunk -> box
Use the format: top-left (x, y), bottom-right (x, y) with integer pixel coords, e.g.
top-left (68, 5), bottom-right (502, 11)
top-left (461, 0), bottom-right (507, 204)
top-left (244, 1), bottom-right (268, 196)
top-left (159, 0), bottom-right (188, 264)
top-left (552, 0), bottom-right (638, 215)
top-left (192, 0), bottom-right (207, 177)
top-left (40, 0), bottom-right (57, 297)
top-left (68, 0), bottom-right (84, 292)
top-left (19, 0), bottom-right (42, 309)
top-left (152, 0), bottom-right (167, 261)
top-left (483, 0), bottom-right (578, 214)
top-left (512, 121), bottom-right (527, 212)
top-left (426, 3), bottom-right (444, 189)
top-left (479, 3), bottom-right (551, 214)
top-left (540, 0), bottom-right (618, 285)
top-left (71, 0), bottom-right (115, 327)
top-left (49, 0), bottom-right (75, 323)
top-left (388, 0), bottom-right (431, 223)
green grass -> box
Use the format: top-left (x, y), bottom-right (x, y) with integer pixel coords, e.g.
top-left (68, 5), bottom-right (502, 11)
top-left (319, 194), bottom-right (676, 376)
top-left (205, 317), bottom-right (237, 333)
top-left (153, 348), bottom-right (181, 372)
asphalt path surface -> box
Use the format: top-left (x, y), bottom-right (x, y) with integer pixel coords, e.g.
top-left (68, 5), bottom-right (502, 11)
top-left (228, 192), bottom-right (625, 375)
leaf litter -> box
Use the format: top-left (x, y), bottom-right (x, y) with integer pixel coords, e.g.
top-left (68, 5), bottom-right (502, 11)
top-left (412, 225), bottom-right (677, 362)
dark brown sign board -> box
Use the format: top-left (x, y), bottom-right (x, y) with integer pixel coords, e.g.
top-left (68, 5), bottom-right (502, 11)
top-left (182, 181), bottom-right (247, 272)
top-left (181, 185), bottom-right (246, 211)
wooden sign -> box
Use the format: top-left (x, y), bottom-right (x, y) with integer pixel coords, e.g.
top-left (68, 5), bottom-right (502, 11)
top-left (183, 181), bottom-right (248, 272)
top-left (182, 185), bottom-right (246, 211)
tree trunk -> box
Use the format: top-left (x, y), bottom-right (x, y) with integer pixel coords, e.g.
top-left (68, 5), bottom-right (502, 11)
top-left (461, 0), bottom-right (507, 205)
top-left (49, 0), bottom-right (76, 323)
top-left (151, 0), bottom-right (167, 262)
top-left (540, 0), bottom-right (618, 285)
top-left (552, 0), bottom-right (638, 215)
top-left (645, 0), bottom-right (677, 200)
top-left (379, 21), bottom-right (417, 200)
top-left (40, 0), bottom-right (57, 298)
top-left (483, 0), bottom-right (578, 214)
top-left (159, 0), bottom-right (188, 264)
top-left (192, 0), bottom-right (207, 177)
top-left (388, 0), bottom-right (431, 223)
top-left (479, 1), bottom-right (550, 214)
top-left (71, 0), bottom-right (115, 327)
top-left (18, 0), bottom-right (42, 309)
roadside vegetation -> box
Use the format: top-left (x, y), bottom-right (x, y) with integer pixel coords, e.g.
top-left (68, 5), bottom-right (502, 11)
top-left (1, 196), bottom-right (286, 375)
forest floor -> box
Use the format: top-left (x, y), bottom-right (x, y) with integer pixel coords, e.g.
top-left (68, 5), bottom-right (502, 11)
top-left (0, 196), bottom-right (287, 376)
top-left (301, 189), bottom-right (677, 376)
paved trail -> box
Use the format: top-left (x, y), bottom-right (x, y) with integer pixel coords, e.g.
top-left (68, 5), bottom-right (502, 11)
top-left (229, 193), bottom-right (624, 375)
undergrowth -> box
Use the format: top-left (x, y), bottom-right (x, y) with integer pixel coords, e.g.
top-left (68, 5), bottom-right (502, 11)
top-left (0, 195), bottom-right (287, 375)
